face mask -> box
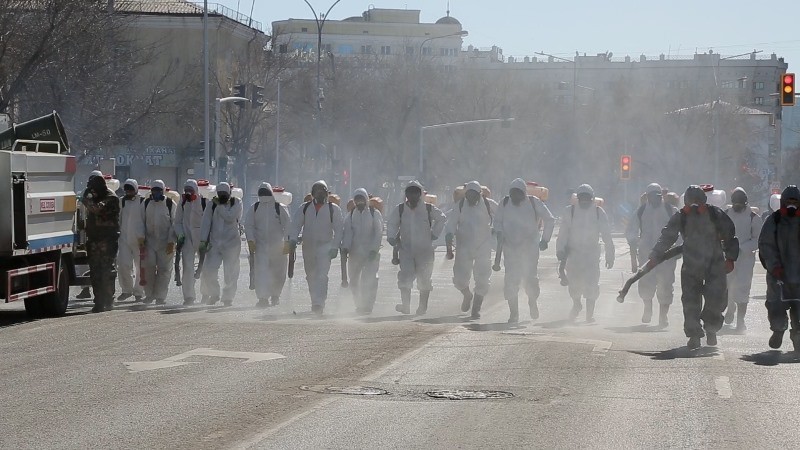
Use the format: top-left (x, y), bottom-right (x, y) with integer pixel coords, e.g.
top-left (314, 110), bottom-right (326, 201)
top-left (184, 192), bottom-right (196, 202)
top-left (218, 193), bottom-right (230, 203)
top-left (258, 189), bottom-right (273, 197)
top-left (787, 204), bottom-right (798, 217)
top-left (732, 204), bottom-right (746, 212)
top-left (313, 191), bottom-right (327, 203)
top-left (124, 190), bottom-right (136, 199)
top-left (151, 191), bottom-right (165, 201)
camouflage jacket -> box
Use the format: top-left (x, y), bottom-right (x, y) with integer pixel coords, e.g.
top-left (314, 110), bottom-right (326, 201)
top-left (82, 188), bottom-right (121, 240)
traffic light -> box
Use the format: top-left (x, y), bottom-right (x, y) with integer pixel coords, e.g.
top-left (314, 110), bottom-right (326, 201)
top-left (251, 85), bottom-right (264, 106)
top-left (620, 155), bottom-right (632, 180)
top-left (781, 73), bottom-right (795, 106)
top-left (232, 83), bottom-right (247, 108)
top-left (342, 169), bottom-right (349, 187)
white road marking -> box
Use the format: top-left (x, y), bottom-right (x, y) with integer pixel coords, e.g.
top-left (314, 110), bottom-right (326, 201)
top-left (123, 348), bottom-right (286, 373)
top-left (715, 376), bottom-right (732, 399)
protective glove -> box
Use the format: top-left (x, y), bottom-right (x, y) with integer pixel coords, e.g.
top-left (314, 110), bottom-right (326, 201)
top-left (199, 241), bottom-right (209, 253)
top-left (212, 197), bottom-right (219, 205)
top-left (328, 248), bottom-right (339, 260)
top-left (282, 241), bottom-right (291, 255)
top-left (368, 250), bottom-right (379, 261)
top-left (431, 234), bottom-right (438, 241)
top-left (445, 232), bottom-right (454, 244)
top-left (137, 237), bottom-right (146, 249)
top-left (772, 266), bottom-right (784, 280)
top-left (247, 240), bottom-right (256, 254)
top-left (288, 239), bottom-right (298, 250)
top-left (725, 259), bottom-right (735, 274)
top-left (539, 240), bottom-right (548, 251)
top-left (387, 237), bottom-right (397, 247)
top-left (177, 235), bottom-right (185, 247)
top-left (166, 242), bottom-right (175, 255)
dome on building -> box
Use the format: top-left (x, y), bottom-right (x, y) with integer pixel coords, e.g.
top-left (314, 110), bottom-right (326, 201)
top-left (435, 15), bottom-right (461, 25)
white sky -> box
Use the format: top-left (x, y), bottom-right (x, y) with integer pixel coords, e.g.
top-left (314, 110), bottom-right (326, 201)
top-left (217, 0), bottom-right (799, 71)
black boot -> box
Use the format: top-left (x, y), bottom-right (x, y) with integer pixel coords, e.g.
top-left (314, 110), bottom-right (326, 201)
top-left (395, 289), bottom-right (411, 314)
top-left (470, 294), bottom-right (484, 320)
top-left (658, 304), bottom-right (670, 328)
top-left (417, 290), bottom-right (431, 315)
top-left (586, 298), bottom-right (596, 323)
top-left (460, 288), bottom-right (473, 313)
top-left (642, 298), bottom-right (653, 324)
top-left (769, 330), bottom-right (784, 349)
top-left (507, 298), bottom-right (519, 324)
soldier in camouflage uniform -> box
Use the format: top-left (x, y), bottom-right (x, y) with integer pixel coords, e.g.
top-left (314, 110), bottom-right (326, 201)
top-left (82, 174), bottom-right (121, 312)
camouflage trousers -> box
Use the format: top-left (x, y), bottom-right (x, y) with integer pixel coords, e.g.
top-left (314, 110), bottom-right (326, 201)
top-left (87, 239), bottom-right (118, 308)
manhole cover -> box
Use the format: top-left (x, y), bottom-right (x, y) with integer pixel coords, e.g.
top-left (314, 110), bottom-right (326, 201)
top-left (425, 389), bottom-right (514, 400)
top-left (299, 385), bottom-right (389, 396)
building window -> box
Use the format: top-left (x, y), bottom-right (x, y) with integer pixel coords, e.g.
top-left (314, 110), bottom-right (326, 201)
top-left (755, 81), bottom-right (765, 90)
top-left (754, 97), bottom-right (764, 105)
top-left (360, 45), bottom-right (372, 54)
top-left (720, 80), bottom-right (735, 89)
top-left (405, 46), bottom-right (414, 56)
top-left (738, 79), bottom-right (746, 89)
top-left (381, 46), bottom-right (391, 55)
top-left (440, 48), bottom-right (456, 57)
top-left (422, 47), bottom-right (432, 56)
top-left (339, 44), bottom-right (353, 55)
top-left (301, 27), bottom-right (308, 32)
top-left (362, 30), bottom-right (369, 34)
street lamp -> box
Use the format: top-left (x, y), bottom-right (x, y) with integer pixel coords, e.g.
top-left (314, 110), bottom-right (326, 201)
top-left (535, 51), bottom-right (577, 117)
top-left (202, 1), bottom-right (210, 180)
top-left (302, 0), bottom-right (342, 167)
top-left (214, 96), bottom-right (251, 183)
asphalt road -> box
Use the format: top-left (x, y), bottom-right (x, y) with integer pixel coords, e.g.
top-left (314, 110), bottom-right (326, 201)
top-left (1, 237), bottom-right (799, 449)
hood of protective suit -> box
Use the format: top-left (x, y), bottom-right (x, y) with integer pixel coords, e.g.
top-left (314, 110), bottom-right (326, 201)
top-left (684, 185), bottom-right (707, 205)
top-left (311, 180), bottom-right (328, 193)
top-left (405, 180), bottom-right (424, 191)
top-left (258, 182), bottom-right (273, 196)
top-left (123, 178), bottom-right (139, 191)
top-left (781, 186), bottom-right (800, 208)
top-left (465, 181), bottom-right (482, 193)
top-left (217, 182), bottom-right (231, 194)
top-left (184, 179), bottom-right (199, 193)
top-left (646, 183), bottom-right (662, 194)
top-left (731, 187), bottom-right (747, 204)
top-left (151, 180), bottom-right (165, 190)
top-left (353, 187), bottom-right (369, 200)
top-left (90, 170), bottom-right (103, 179)
top-left (509, 178), bottom-right (527, 193)
top-left (576, 184), bottom-right (594, 197)
top-left (770, 194), bottom-right (781, 212)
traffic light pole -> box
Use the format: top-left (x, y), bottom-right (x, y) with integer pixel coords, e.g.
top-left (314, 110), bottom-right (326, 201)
top-left (214, 96), bottom-right (250, 183)
top-left (419, 117), bottom-right (514, 177)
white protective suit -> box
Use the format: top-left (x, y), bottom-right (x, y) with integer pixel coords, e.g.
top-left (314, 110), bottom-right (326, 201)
top-left (117, 179), bottom-right (145, 298)
top-left (556, 185), bottom-right (614, 311)
top-left (625, 183), bottom-right (678, 306)
top-left (141, 180), bottom-right (176, 302)
top-left (446, 181), bottom-right (494, 297)
top-left (386, 191), bottom-right (447, 293)
top-left (341, 188), bottom-right (384, 312)
top-left (199, 182), bottom-right (243, 304)
top-left (173, 179), bottom-right (208, 303)
top-left (244, 183), bottom-right (291, 302)
top-left (726, 189), bottom-right (763, 305)
top-left (290, 188), bottom-right (344, 307)
top-left (494, 178), bottom-right (556, 304)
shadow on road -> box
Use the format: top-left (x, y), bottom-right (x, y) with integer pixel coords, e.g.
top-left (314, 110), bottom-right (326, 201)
top-left (606, 325), bottom-right (668, 334)
top-left (629, 346), bottom-right (721, 360)
top-left (462, 321), bottom-right (528, 332)
top-left (415, 315), bottom-right (472, 325)
top-left (535, 319), bottom-right (572, 329)
top-left (0, 308), bottom-right (89, 329)
top-left (740, 350), bottom-right (800, 366)
top-left (359, 314), bottom-right (420, 323)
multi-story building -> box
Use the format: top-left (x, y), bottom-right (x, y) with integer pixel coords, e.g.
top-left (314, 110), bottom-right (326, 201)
top-left (83, 0), bottom-right (266, 188)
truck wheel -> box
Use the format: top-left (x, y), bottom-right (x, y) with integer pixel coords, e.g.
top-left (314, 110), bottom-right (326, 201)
top-left (41, 263), bottom-right (70, 317)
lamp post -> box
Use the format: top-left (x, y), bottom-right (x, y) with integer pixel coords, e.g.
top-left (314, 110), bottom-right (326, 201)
top-left (215, 96), bottom-right (250, 183)
top-left (302, 0), bottom-right (342, 166)
top-left (202, 1), bottom-right (210, 180)
top-left (275, 79), bottom-right (281, 184)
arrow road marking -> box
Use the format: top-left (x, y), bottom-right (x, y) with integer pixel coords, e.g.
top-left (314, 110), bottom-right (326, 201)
top-left (123, 348), bottom-right (286, 373)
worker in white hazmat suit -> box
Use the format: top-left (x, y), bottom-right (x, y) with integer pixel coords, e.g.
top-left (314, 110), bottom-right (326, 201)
top-left (556, 184), bottom-right (614, 323)
top-left (625, 183), bottom-right (679, 327)
top-left (116, 178), bottom-right (145, 302)
top-left (341, 188), bottom-right (383, 314)
top-left (290, 180), bottom-right (343, 315)
top-left (494, 178), bottom-right (555, 323)
top-left (199, 182), bottom-right (243, 306)
top-left (141, 180), bottom-right (176, 305)
top-left (386, 180), bottom-right (447, 315)
top-left (725, 187), bottom-right (763, 331)
top-left (173, 179), bottom-right (208, 305)
top-left (445, 181), bottom-right (494, 319)
top-left (244, 182), bottom-right (291, 308)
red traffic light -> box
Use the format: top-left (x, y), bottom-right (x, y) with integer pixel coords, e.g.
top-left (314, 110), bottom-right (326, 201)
top-left (620, 155), bottom-right (632, 180)
top-left (782, 73), bottom-right (796, 106)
